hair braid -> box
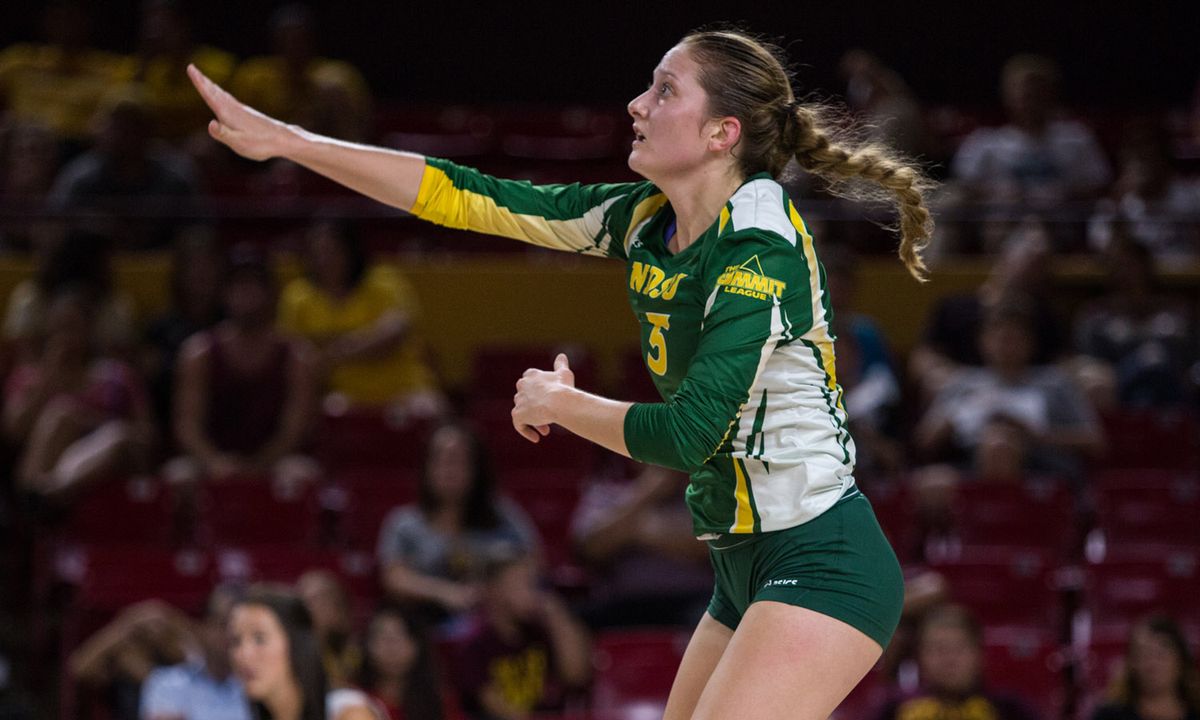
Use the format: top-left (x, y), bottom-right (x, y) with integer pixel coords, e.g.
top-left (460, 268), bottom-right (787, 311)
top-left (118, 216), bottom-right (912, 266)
top-left (790, 106), bottom-right (932, 281)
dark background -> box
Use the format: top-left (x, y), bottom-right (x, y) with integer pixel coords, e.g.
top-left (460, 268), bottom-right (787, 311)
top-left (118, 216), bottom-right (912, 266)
top-left (2, 0), bottom-right (1198, 109)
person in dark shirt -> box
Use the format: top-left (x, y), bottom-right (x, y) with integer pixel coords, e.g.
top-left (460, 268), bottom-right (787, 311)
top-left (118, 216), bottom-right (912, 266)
top-left (1091, 616), bottom-right (1200, 720)
top-left (872, 604), bottom-right (1041, 720)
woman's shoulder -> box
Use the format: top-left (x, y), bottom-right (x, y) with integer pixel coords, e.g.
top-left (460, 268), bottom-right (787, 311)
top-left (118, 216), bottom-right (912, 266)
top-left (326, 687), bottom-right (385, 720)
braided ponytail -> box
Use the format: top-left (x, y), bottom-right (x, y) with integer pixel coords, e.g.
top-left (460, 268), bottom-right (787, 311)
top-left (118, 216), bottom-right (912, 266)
top-left (684, 29), bottom-right (935, 282)
top-left (787, 106), bottom-right (932, 281)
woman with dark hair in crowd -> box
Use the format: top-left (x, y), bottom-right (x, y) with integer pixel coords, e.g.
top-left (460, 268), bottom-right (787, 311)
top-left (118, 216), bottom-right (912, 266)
top-left (1092, 616), bottom-right (1200, 720)
top-left (359, 603), bottom-right (451, 720)
top-left (228, 584), bottom-right (380, 720)
top-left (376, 421), bottom-right (539, 623)
top-left (279, 218), bottom-right (444, 417)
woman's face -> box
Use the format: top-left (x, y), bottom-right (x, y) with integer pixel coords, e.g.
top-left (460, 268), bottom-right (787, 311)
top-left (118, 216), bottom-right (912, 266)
top-left (626, 45), bottom-right (723, 183)
top-left (229, 605), bottom-right (295, 701)
top-left (426, 427), bottom-right (474, 506)
top-left (1129, 627), bottom-right (1182, 696)
top-left (367, 614), bottom-right (418, 680)
top-left (917, 622), bottom-right (982, 695)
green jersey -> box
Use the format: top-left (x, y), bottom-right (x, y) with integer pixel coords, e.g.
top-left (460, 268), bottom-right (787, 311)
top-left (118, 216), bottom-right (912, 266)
top-left (413, 157), bottom-right (856, 537)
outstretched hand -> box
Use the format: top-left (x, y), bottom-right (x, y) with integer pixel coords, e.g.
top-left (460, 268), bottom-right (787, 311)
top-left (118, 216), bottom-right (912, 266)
top-left (512, 353), bottom-right (575, 443)
top-left (186, 64), bottom-right (293, 161)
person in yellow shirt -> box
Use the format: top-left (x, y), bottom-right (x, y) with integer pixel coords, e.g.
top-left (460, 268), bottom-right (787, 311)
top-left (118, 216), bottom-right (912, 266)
top-left (228, 4), bottom-right (371, 142)
top-left (279, 220), bottom-right (445, 416)
top-left (127, 0), bottom-right (237, 142)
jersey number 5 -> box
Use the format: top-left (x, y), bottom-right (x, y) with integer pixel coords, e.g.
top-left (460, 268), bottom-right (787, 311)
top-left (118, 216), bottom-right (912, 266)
top-left (646, 312), bottom-right (671, 376)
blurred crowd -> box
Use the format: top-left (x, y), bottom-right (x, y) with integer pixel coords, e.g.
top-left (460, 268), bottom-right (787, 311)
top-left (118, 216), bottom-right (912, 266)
top-left (1, 3), bottom-right (1199, 720)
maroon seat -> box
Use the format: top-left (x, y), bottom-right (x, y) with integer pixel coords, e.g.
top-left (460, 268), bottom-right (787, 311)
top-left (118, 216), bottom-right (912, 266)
top-left (1083, 545), bottom-right (1200, 627)
top-left (63, 476), bottom-right (174, 546)
top-left (981, 626), bottom-right (1065, 719)
top-left (499, 469), bottom-right (586, 570)
top-left (325, 467), bottom-right (420, 549)
top-left (1090, 470), bottom-right (1200, 547)
top-left (314, 407), bottom-right (431, 471)
top-left (950, 480), bottom-right (1075, 554)
top-left (925, 546), bottom-right (1061, 629)
top-left (1100, 409), bottom-right (1198, 469)
top-left (591, 629), bottom-right (689, 712)
top-left (59, 545), bottom-right (215, 613)
top-left (471, 345), bottom-right (599, 400)
top-left (196, 476), bottom-right (320, 548)
top-left (469, 398), bottom-right (600, 472)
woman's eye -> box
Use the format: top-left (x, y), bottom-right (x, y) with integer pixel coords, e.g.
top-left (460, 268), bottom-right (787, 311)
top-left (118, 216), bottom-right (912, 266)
top-left (659, 83), bottom-right (672, 96)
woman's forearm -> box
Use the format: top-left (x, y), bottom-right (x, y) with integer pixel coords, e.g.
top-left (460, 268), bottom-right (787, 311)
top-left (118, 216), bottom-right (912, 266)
top-left (284, 129), bottom-right (427, 212)
top-left (547, 388), bottom-right (632, 458)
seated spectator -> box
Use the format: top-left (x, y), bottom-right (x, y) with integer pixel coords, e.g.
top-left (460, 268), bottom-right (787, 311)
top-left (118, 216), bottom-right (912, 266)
top-left (909, 223), bottom-right (1065, 401)
top-left (953, 53), bottom-right (1111, 207)
top-left (127, 0), bottom-right (237, 142)
top-left (3, 230), bottom-right (137, 361)
top-left (1089, 119), bottom-right (1200, 268)
top-left (824, 247), bottom-right (905, 475)
top-left (377, 421), bottom-right (540, 625)
top-left (1091, 615), bottom-right (1200, 720)
top-left (570, 465), bottom-right (711, 628)
top-left (1072, 232), bottom-right (1195, 410)
top-left (451, 548), bottom-right (590, 720)
top-left (360, 604), bottom-right (452, 720)
top-left (279, 220), bottom-right (445, 417)
top-left (47, 91), bottom-right (198, 250)
top-left (296, 570), bottom-right (361, 690)
top-left (142, 230), bottom-right (226, 438)
top-left (68, 600), bottom-right (196, 720)
top-left (228, 584), bottom-right (381, 720)
top-left (914, 298), bottom-right (1103, 483)
top-left (166, 246), bottom-right (319, 491)
top-left (0, 119), bottom-right (63, 252)
top-left (872, 604), bottom-right (1041, 720)
top-left (228, 4), bottom-right (371, 143)
top-left (3, 288), bottom-right (155, 501)
top-left (838, 49), bottom-right (934, 161)
top-left (138, 583), bottom-right (250, 720)
top-left (0, 2), bottom-right (132, 145)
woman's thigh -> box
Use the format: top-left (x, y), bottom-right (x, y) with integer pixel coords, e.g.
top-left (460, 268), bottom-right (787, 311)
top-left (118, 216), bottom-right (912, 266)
top-left (662, 612), bottom-right (734, 720)
top-left (690, 601), bottom-right (882, 720)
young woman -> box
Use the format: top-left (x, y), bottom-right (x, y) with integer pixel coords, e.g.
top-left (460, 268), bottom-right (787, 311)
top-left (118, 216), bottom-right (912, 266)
top-left (191, 27), bottom-right (934, 720)
top-left (227, 585), bottom-right (380, 720)
top-left (1091, 616), bottom-right (1200, 720)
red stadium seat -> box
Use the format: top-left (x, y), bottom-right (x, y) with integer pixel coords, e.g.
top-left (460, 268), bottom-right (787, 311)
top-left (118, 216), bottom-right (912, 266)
top-left (470, 345), bottom-right (599, 400)
top-left (314, 406), bottom-right (431, 471)
top-left (325, 467), bottom-right (420, 549)
top-left (57, 545), bottom-right (215, 613)
top-left (1099, 409), bottom-right (1199, 469)
top-left (499, 469), bottom-right (586, 570)
top-left (195, 476), bottom-right (320, 548)
top-left (1082, 546), bottom-right (1200, 628)
top-left (925, 547), bottom-right (1061, 629)
top-left (949, 480), bottom-right (1076, 554)
top-left (981, 626), bottom-right (1065, 719)
top-left (591, 629), bottom-right (689, 712)
top-left (1090, 470), bottom-right (1200, 547)
top-left (62, 476), bottom-right (174, 546)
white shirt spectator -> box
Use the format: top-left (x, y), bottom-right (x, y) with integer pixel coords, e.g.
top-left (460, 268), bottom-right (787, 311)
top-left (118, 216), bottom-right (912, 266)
top-left (140, 662), bottom-right (249, 720)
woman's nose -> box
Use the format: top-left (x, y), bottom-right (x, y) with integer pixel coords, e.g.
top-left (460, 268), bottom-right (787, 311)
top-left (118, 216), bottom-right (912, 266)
top-left (628, 91), bottom-right (648, 118)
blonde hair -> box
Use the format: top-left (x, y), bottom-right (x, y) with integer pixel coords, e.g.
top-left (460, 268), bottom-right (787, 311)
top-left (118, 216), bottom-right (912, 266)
top-left (682, 29), bottom-right (934, 281)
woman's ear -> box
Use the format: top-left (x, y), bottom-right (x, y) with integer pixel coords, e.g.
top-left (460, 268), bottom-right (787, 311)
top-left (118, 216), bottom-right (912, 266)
top-left (707, 116), bottom-right (742, 153)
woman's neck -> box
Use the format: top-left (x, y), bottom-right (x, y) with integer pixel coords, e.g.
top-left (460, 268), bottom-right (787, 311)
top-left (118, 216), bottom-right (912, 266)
top-left (263, 682), bottom-right (304, 720)
top-left (657, 163), bottom-right (744, 253)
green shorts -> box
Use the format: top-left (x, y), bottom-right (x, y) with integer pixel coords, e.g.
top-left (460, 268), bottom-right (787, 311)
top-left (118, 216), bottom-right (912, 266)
top-left (705, 488), bottom-right (904, 649)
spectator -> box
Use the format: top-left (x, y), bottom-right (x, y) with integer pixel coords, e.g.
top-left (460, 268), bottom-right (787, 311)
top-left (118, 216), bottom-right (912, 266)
top-left (913, 298), bottom-right (1103, 483)
top-left (47, 91), bottom-right (198, 250)
top-left (0, 2), bottom-right (132, 145)
top-left (1091, 615), bottom-right (1200, 720)
top-left (68, 600), bottom-right (196, 720)
top-left (570, 465), bottom-right (712, 628)
top-left (823, 246), bottom-right (905, 475)
top-left (166, 246), bottom-right (319, 490)
top-left (1089, 119), bottom-right (1200, 267)
top-left (909, 221), bottom-right (1065, 401)
top-left (228, 584), bottom-right (380, 720)
top-left (228, 4), bottom-right (371, 142)
top-left (296, 570), bottom-right (361, 690)
top-left (138, 583), bottom-right (250, 720)
top-left (1072, 232), bottom-right (1195, 410)
top-left (142, 230), bottom-right (226, 439)
top-left (360, 604), bottom-right (450, 720)
top-left (451, 548), bottom-right (590, 720)
top-left (377, 421), bottom-right (540, 625)
top-left (0, 120), bottom-right (63, 252)
top-left (279, 220), bottom-right (444, 417)
top-left (953, 53), bottom-right (1111, 207)
top-left (3, 287), bottom-right (155, 501)
top-left (872, 604), bottom-right (1040, 720)
top-left (2, 230), bottom-right (137, 361)
top-left (128, 0), bottom-right (237, 142)
top-left (838, 49), bottom-right (933, 161)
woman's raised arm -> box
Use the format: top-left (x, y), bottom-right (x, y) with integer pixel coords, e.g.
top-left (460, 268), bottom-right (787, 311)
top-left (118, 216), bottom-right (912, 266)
top-left (187, 64), bottom-right (426, 212)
